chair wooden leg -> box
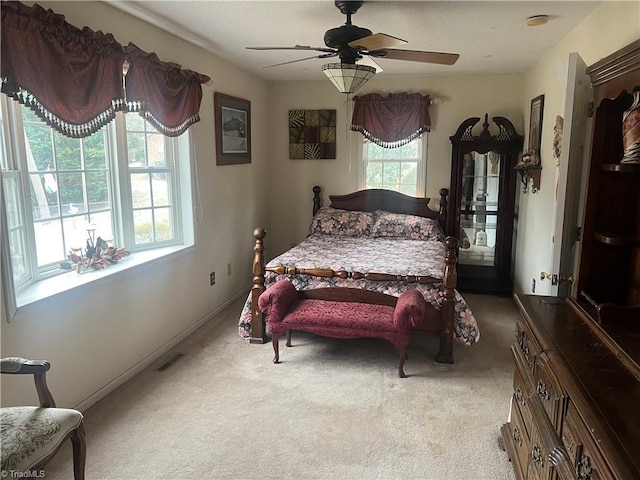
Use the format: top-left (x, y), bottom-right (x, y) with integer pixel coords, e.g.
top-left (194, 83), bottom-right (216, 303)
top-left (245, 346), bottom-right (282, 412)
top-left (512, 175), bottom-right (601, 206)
top-left (286, 329), bottom-right (292, 347)
top-left (272, 331), bottom-right (282, 363)
top-left (71, 421), bottom-right (86, 480)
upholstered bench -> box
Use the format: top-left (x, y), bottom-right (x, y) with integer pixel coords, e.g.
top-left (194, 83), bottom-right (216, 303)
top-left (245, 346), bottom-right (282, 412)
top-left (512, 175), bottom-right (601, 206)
top-left (258, 280), bottom-right (427, 378)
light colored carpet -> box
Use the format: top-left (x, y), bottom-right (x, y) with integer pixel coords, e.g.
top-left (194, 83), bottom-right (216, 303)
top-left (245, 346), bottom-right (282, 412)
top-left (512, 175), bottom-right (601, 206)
top-left (44, 293), bottom-right (518, 480)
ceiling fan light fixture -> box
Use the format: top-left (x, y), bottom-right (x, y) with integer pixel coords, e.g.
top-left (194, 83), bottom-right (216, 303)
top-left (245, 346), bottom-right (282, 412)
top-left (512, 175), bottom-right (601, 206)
top-left (322, 63), bottom-right (376, 94)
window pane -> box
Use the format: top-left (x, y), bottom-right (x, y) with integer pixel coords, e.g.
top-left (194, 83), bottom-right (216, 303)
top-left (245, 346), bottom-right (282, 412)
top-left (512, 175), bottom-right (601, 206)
top-left (91, 211), bottom-right (114, 244)
top-left (84, 132), bottom-right (107, 169)
top-left (34, 219), bottom-right (64, 266)
top-left (9, 229), bottom-right (29, 280)
top-left (366, 162), bottom-right (383, 185)
top-left (58, 172), bottom-right (86, 215)
top-left (86, 171), bottom-right (110, 209)
top-left (147, 133), bottom-right (166, 167)
top-left (3, 173), bottom-right (29, 285)
top-left (63, 216), bottom-right (90, 252)
top-left (401, 162), bottom-right (417, 184)
top-left (54, 132), bottom-right (81, 170)
top-left (127, 131), bottom-right (146, 167)
top-left (133, 209), bottom-right (154, 244)
top-left (30, 173), bottom-right (58, 220)
top-left (23, 125), bottom-right (53, 173)
top-left (131, 173), bottom-right (151, 208)
top-left (154, 208), bottom-right (173, 241)
top-left (367, 143), bottom-right (385, 160)
top-left (152, 173), bottom-right (170, 207)
top-left (126, 114), bottom-right (145, 131)
top-left (383, 162), bottom-right (400, 185)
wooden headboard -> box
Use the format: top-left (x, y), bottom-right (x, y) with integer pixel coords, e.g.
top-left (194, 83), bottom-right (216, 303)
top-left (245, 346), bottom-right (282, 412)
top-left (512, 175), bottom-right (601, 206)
top-left (311, 186), bottom-right (449, 232)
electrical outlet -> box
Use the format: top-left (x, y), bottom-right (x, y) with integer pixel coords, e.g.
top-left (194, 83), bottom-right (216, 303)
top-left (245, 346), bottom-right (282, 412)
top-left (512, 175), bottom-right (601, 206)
top-left (532, 278), bottom-right (536, 293)
top-left (227, 263), bottom-right (232, 277)
top-left (210, 272), bottom-right (216, 286)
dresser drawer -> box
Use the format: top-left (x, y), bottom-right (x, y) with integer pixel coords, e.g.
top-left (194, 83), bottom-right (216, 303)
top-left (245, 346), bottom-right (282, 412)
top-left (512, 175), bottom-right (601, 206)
top-left (513, 353), bottom-right (534, 441)
top-left (562, 403), bottom-right (616, 480)
top-left (527, 419), bottom-right (558, 480)
top-left (516, 316), bottom-right (542, 375)
top-left (510, 395), bottom-right (532, 474)
top-left (533, 351), bottom-right (568, 432)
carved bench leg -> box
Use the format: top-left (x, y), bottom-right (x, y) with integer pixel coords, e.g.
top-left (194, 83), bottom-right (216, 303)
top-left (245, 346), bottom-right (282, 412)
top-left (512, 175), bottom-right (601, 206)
top-left (396, 343), bottom-right (408, 378)
top-left (286, 330), bottom-right (292, 347)
top-left (272, 332), bottom-right (282, 363)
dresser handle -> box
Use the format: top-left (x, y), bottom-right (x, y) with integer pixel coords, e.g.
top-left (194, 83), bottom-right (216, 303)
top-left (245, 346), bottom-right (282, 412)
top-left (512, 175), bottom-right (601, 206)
top-left (519, 337), bottom-right (531, 363)
top-left (576, 454), bottom-right (593, 480)
top-left (513, 426), bottom-right (522, 446)
top-left (515, 387), bottom-right (525, 405)
top-left (531, 444), bottom-right (543, 467)
top-left (537, 380), bottom-right (549, 400)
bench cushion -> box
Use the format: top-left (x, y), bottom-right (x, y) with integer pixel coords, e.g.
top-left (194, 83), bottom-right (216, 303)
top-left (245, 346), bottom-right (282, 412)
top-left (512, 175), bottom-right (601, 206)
top-left (271, 299), bottom-right (408, 344)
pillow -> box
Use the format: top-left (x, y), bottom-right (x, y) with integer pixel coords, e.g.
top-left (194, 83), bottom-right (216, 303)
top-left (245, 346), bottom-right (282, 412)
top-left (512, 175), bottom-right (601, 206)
top-left (371, 210), bottom-right (445, 242)
top-left (309, 207), bottom-right (375, 237)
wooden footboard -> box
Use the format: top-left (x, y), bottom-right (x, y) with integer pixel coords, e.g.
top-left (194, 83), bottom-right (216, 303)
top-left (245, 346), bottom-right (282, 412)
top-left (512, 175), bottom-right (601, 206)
top-left (249, 228), bottom-right (460, 362)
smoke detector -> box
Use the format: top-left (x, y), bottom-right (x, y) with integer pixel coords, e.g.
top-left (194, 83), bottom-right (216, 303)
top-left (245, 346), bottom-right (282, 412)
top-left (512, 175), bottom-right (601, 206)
top-left (527, 15), bottom-right (549, 27)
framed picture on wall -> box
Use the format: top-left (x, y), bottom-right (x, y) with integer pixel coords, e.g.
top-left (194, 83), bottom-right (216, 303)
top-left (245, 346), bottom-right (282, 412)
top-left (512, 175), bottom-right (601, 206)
top-left (528, 94), bottom-right (544, 158)
top-left (214, 92), bottom-right (251, 165)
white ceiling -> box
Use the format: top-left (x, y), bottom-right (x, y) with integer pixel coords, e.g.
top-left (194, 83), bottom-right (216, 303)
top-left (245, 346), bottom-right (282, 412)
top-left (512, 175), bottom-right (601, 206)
top-left (109, 0), bottom-right (602, 81)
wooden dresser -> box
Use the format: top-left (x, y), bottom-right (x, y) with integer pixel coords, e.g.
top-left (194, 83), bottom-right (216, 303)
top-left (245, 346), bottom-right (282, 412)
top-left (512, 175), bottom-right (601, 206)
top-left (501, 295), bottom-right (640, 480)
top-left (501, 39), bottom-right (640, 480)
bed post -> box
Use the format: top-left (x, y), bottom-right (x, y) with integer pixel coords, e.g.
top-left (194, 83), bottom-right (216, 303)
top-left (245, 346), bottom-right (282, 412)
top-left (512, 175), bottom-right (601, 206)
top-left (250, 228), bottom-right (269, 344)
top-left (437, 236), bottom-right (458, 364)
top-left (438, 188), bottom-right (449, 232)
top-left (312, 185), bottom-right (322, 216)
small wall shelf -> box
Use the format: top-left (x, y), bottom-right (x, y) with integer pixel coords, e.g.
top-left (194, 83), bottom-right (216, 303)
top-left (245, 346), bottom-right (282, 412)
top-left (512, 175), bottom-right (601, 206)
top-left (514, 165), bottom-right (542, 193)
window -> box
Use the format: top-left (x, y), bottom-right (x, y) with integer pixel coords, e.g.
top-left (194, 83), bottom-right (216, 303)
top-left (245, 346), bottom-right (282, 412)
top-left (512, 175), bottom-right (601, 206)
top-left (360, 136), bottom-right (427, 196)
top-left (1, 99), bottom-right (194, 308)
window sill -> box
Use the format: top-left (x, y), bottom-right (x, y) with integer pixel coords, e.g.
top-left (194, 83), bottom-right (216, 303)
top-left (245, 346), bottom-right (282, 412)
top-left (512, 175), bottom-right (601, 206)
top-left (16, 245), bottom-right (194, 308)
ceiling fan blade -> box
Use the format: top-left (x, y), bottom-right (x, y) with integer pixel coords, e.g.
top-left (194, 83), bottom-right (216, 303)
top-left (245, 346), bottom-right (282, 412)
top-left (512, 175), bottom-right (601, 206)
top-left (262, 53), bottom-right (337, 69)
top-left (382, 49), bottom-right (460, 65)
top-left (348, 33), bottom-right (407, 51)
top-left (247, 45), bottom-right (335, 54)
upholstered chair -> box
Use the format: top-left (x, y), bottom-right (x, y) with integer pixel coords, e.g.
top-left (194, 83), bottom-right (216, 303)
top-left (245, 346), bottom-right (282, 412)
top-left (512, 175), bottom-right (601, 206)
top-left (0, 357), bottom-right (86, 479)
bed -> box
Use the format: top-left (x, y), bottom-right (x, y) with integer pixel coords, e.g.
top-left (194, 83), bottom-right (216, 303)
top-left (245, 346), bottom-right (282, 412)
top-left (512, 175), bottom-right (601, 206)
top-left (238, 186), bottom-right (479, 363)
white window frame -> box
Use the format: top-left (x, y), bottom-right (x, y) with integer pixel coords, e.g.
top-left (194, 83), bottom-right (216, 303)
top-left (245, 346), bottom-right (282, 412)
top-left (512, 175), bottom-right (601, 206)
top-left (1, 101), bottom-right (196, 316)
top-left (358, 134), bottom-right (428, 197)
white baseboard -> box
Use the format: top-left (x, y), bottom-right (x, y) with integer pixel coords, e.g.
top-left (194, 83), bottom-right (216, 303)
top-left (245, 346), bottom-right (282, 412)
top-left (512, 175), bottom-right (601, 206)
top-left (74, 289), bottom-right (248, 412)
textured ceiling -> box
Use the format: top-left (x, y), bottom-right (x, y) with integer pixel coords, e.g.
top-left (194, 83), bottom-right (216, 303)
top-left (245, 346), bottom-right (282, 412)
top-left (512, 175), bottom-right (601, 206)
top-left (110, 1), bottom-right (602, 81)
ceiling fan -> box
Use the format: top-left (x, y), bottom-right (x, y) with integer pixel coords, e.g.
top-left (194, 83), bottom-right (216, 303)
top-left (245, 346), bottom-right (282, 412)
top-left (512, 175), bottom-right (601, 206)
top-left (246, 0), bottom-right (460, 92)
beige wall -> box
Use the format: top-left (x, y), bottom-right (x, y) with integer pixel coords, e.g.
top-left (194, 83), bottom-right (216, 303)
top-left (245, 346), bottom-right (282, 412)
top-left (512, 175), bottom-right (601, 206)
top-left (514, 1), bottom-right (640, 296)
top-left (266, 74), bottom-right (524, 256)
top-left (1, 1), bottom-right (271, 408)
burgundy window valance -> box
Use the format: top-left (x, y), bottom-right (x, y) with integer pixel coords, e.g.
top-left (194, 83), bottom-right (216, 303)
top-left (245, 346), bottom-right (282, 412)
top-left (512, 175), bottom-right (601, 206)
top-left (123, 43), bottom-right (210, 137)
top-left (350, 93), bottom-right (431, 148)
top-left (0, 1), bottom-right (210, 139)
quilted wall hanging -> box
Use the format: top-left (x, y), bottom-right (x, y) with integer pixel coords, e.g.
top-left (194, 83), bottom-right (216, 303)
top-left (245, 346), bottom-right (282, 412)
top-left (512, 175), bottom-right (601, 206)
top-left (289, 109), bottom-right (337, 159)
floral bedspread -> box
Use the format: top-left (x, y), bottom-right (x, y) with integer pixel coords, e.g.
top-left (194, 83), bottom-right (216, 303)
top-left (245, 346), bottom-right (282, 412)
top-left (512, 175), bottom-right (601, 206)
top-left (238, 234), bottom-right (480, 346)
